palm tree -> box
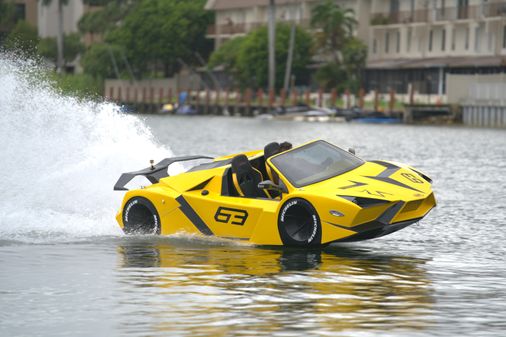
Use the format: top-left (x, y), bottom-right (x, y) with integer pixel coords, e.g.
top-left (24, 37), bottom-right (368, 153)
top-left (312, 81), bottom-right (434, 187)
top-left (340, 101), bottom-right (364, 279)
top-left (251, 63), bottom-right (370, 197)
top-left (311, 0), bottom-right (357, 63)
top-left (41, 0), bottom-right (68, 73)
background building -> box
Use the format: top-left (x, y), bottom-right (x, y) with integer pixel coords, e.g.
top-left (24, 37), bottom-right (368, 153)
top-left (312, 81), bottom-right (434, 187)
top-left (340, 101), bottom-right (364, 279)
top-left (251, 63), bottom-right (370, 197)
top-left (37, 0), bottom-right (102, 38)
top-left (205, 0), bottom-right (506, 96)
top-left (367, 0), bottom-right (506, 95)
top-left (205, 0), bottom-right (372, 49)
top-left (0, 0), bottom-right (38, 41)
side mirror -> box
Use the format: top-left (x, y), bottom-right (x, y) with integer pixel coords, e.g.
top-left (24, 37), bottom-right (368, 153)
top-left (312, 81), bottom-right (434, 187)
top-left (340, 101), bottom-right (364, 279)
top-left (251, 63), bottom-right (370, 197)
top-left (348, 148), bottom-right (356, 155)
top-left (258, 180), bottom-right (288, 194)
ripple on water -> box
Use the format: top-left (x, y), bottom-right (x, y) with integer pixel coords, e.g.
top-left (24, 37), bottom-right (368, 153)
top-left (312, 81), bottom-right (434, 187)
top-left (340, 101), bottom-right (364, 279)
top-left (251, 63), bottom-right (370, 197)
top-left (1, 108), bottom-right (505, 336)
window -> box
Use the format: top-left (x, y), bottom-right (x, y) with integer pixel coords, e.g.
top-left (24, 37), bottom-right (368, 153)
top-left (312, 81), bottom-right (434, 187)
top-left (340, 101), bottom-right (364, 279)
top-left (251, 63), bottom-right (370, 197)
top-left (373, 38), bottom-right (377, 54)
top-left (270, 141), bottom-right (364, 188)
top-left (442, 29), bottom-right (446, 51)
top-left (452, 27), bottom-right (456, 50)
top-left (396, 31), bottom-right (400, 53)
top-left (488, 32), bottom-right (494, 52)
top-left (475, 25), bottom-right (481, 52)
top-left (429, 29), bottom-right (433, 52)
top-left (457, 0), bottom-right (469, 19)
top-left (481, 0), bottom-right (488, 16)
top-left (389, 0), bottom-right (400, 22)
top-left (503, 26), bottom-right (506, 49)
top-left (385, 32), bottom-right (390, 53)
top-left (407, 27), bottom-right (412, 52)
top-left (465, 27), bottom-right (469, 50)
top-left (14, 4), bottom-right (26, 23)
top-left (390, 0), bottom-right (400, 14)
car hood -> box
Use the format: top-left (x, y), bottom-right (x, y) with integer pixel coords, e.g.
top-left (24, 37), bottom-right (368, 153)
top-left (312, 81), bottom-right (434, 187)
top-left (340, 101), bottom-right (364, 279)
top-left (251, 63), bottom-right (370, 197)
top-left (301, 160), bottom-right (433, 202)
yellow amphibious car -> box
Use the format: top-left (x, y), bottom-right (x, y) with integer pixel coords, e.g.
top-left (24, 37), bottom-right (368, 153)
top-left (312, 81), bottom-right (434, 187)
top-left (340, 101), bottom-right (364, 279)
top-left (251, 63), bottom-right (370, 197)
top-left (114, 140), bottom-right (436, 247)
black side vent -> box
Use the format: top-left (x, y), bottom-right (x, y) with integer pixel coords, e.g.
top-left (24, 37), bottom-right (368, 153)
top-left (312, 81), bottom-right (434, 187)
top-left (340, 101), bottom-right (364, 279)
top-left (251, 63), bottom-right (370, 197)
top-left (187, 177), bottom-right (213, 191)
top-left (338, 195), bottom-right (390, 208)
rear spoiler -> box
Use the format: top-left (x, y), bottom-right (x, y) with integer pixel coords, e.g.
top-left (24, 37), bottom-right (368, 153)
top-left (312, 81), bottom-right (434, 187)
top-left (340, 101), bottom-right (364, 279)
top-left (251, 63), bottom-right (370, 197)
top-left (113, 155), bottom-right (213, 191)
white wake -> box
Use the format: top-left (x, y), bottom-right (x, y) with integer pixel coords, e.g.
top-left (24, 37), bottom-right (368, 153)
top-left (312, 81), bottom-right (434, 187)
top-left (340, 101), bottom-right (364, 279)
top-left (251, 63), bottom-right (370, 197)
top-left (0, 54), bottom-right (172, 242)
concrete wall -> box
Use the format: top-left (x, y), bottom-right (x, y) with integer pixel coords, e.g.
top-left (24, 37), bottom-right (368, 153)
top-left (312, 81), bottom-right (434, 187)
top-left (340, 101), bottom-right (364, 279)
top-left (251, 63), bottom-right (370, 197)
top-left (448, 73), bottom-right (506, 127)
top-left (447, 73), bottom-right (506, 105)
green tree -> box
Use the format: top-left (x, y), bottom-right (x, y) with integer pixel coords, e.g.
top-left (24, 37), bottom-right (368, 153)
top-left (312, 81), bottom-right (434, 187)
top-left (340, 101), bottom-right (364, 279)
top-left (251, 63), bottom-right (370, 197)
top-left (38, 33), bottom-right (85, 66)
top-left (105, 0), bottom-right (212, 78)
top-left (37, 37), bottom-right (57, 59)
top-left (311, 0), bottom-right (357, 63)
top-left (342, 37), bottom-right (367, 90)
top-left (314, 63), bottom-right (347, 92)
top-left (78, 1), bottom-right (136, 43)
top-left (81, 43), bottom-right (123, 79)
top-left (310, 0), bottom-right (367, 91)
top-left (217, 23), bottom-right (312, 89)
top-left (49, 72), bottom-right (103, 99)
top-left (3, 21), bottom-right (38, 55)
top-left (314, 37), bottom-right (367, 92)
top-left (207, 37), bottom-right (245, 73)
top-left (78, 10), bottom-right (109, 39)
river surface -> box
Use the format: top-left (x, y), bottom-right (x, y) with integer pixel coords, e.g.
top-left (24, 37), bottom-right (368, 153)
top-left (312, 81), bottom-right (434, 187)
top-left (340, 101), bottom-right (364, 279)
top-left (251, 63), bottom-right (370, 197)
top-left (1, 58), bottom-right (506, 337)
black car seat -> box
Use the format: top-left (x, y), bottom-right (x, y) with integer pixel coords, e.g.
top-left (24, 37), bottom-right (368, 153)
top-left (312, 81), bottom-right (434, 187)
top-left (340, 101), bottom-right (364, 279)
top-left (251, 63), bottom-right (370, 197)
top-left (231, 154), bottom-right (269, 198)
top-left (279, 141), bottom-right (292, 152)
top-left (264, 142), bottom-right (280, 184)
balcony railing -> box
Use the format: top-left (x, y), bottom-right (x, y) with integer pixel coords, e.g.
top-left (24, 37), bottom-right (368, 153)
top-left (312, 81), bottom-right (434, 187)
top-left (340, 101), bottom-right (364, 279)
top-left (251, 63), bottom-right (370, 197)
top-left (371, 3), bottom-right (506, 25)
top-left (371, 10), bottom-right (429, 25)
top-left (207, 19), bottom-right (311, 36)
top-left (207, 23), bottom-right (247, 36)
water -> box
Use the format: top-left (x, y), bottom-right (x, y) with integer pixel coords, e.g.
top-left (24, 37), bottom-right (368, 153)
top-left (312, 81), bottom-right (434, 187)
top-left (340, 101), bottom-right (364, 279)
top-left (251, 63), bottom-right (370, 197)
top-left (1, 56), bottom-right (506, 337)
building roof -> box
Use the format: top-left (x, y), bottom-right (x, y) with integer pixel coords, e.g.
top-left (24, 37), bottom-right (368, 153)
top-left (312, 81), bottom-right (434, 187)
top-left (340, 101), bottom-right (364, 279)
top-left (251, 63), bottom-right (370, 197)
top-left (367, 56), bottom-right (506, 69)
top-left (205, 0), bottom-right (314, 10)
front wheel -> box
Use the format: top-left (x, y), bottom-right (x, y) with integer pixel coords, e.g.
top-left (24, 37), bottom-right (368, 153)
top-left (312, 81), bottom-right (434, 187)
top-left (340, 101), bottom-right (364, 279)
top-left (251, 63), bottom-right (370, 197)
top-left (122, 197), bottom-right (161, 235)
top-left (278, 198), bottom-right (321, 247)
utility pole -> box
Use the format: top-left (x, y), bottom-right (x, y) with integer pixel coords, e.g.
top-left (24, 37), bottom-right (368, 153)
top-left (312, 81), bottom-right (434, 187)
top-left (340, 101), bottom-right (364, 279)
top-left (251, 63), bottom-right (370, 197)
top-left (56, 0), bottom-right (64, 73)
top-left (283, 24), bottom-right (296, 93)
top-left (268, 0), bottom-right (276, 93)
top-left (283, 0), bottom-right (301, 93)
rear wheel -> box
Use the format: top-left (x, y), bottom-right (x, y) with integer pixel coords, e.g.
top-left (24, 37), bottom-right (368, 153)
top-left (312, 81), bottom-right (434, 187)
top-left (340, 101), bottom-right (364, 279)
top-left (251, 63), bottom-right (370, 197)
top-left (122, 197), bottom-right (161, 235)
top-left (278, 198), bottom-right (321, 247)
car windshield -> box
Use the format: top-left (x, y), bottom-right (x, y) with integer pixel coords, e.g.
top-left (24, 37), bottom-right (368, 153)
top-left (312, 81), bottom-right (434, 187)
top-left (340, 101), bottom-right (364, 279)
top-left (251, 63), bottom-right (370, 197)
top-left (270, 141), bottom-right (364, 187)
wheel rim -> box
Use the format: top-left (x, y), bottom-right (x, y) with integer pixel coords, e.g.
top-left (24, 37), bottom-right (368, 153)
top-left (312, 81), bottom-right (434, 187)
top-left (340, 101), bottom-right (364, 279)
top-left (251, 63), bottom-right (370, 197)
top-left (283, 206), bottom-right (314, 242)
top-left (123, 198), bottom-right (159, 234)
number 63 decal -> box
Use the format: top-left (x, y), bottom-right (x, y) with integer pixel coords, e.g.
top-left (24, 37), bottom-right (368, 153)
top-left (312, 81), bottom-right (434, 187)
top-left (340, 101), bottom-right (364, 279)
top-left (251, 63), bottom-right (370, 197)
top-left (214, 207), bottom-right (249, 225)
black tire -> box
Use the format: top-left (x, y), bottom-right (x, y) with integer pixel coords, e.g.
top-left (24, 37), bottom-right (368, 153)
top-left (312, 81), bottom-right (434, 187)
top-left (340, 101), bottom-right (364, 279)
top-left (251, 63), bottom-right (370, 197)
top-left (122, 197), bottom-right (161, 235)
top-left (278, 198), bottom-right (322, 247)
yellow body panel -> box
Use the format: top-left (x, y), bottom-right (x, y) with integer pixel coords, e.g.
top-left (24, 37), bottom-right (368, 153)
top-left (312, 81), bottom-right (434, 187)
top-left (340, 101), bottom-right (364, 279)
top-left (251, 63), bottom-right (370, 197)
top-left (183, 191), bottom-right (278, 239)
top-left (116, 140), bottom-right (436, 246)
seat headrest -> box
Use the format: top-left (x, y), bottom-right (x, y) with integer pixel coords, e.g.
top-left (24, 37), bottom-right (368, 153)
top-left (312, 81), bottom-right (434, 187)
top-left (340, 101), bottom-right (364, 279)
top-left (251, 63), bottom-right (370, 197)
top-left (280, 141), bottom-right (292, 152)
top-left (264, 142), bottom-right (280, 159)
top-left (231, 154), bottom-right (252, 176)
